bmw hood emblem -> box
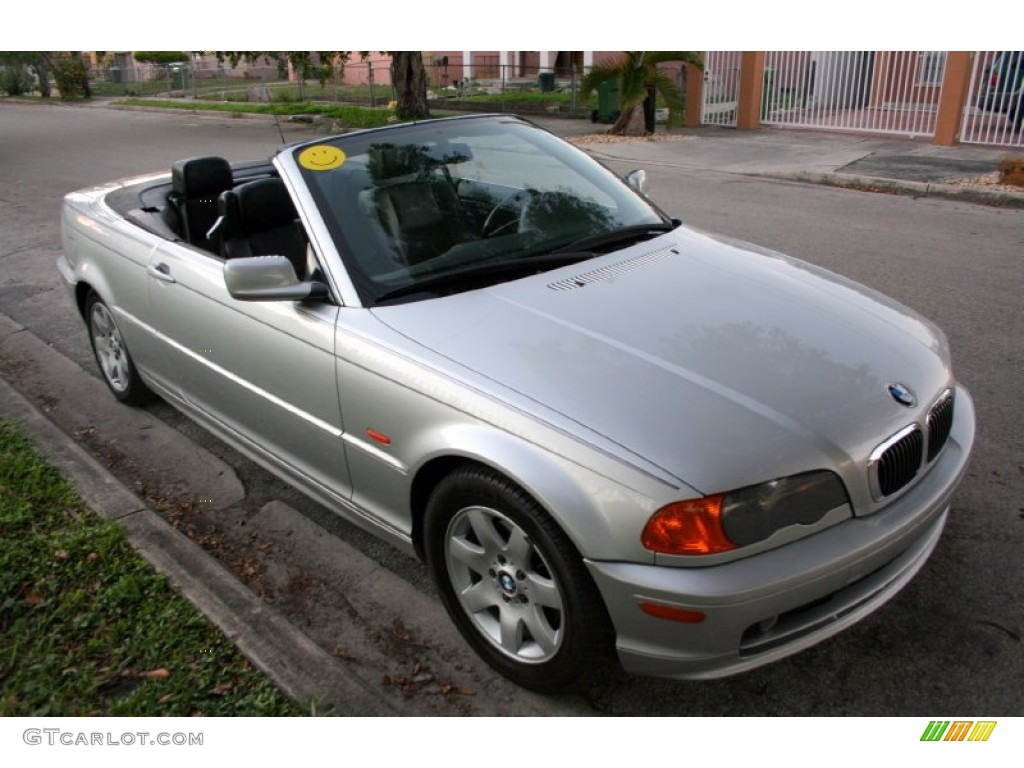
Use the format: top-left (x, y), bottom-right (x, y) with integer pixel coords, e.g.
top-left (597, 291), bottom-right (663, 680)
top-left (887, 383), bottom-right (916, 407)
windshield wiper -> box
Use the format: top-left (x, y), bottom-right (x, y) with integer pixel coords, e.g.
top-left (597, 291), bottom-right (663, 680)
top-left (549, 222), bottom-right (677, 256)
top-left (373, 252), bottom-right (594, 304)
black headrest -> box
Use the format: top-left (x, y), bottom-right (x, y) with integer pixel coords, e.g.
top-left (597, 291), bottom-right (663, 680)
top-left (172, 156), bottom-right (233, 198)
top-left (234, 178), bottom-right (298, 232)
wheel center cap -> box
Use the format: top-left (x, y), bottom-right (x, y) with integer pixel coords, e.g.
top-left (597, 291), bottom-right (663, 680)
top-left (498, 571), bottom-right (517, 595)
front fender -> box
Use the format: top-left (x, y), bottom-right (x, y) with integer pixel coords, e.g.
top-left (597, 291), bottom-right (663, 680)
top-left (336, 318), bottom-right (687, 565)
top-left (416, 422), bottom-right (663, 563)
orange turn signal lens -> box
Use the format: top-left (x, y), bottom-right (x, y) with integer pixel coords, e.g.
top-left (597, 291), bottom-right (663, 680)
top-left (366, 428), bottom-right (391, 445)
top-left (641, 495), bottom-right (737, 555)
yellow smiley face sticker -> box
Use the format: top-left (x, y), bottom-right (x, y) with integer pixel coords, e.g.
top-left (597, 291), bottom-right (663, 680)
top-left (298, 145), bottom-right (346, 171)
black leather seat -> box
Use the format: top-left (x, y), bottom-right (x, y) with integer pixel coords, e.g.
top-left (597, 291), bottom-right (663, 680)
top-left (167, 156), bottom-right (233, 252)
top-left (365, 145), bottom-right (475, 266)
top-left (218, 178), bottom-right (308, 279)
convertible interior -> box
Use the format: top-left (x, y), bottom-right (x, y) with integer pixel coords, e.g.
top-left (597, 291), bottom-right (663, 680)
top-left (104, 143), bottom-right (622, 300)
top-left (105, 149), bottom-right (541, 286)
top-left (105, 156), bottom-right (310, 279)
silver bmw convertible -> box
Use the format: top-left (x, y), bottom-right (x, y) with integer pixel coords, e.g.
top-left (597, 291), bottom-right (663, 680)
top-left (59, 114), bottom-right (975, 691)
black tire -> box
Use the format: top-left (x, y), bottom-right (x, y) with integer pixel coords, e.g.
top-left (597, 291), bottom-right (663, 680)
top-left (85, 291), bottom-right (155, 406)
top-left (424, 465), bottom-right (613, 692)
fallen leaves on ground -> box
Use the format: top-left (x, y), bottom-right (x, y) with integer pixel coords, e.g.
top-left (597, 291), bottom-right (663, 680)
top-left (948, 171), bottom-right (1024, 193)
top-left (438, 683), bottom-right (476, 696)
top-left (569, 133), bottom-right (696, 145)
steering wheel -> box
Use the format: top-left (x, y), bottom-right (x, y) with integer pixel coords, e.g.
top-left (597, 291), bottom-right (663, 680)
top-left (481, 190), bottom-right (534, 238)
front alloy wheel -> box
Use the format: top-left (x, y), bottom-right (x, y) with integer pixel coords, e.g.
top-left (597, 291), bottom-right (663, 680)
top-left (425, 466), bottom-right (612, 691)
top-left (444, 504), bottom-right (566, 663)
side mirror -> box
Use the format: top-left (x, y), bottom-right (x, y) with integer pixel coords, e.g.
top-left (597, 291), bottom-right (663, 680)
top-left (224, 256), bottom-right (329, 302)
top-left (625, 169), bottom-right (647, 194)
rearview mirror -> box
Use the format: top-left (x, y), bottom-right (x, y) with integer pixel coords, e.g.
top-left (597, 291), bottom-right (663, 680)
top-left (223, 256), bottom-right (329, 302)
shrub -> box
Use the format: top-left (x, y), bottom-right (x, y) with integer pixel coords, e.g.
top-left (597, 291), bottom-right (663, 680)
top-left (133, 51), bottom-right (189, 65)
top-left (0, 64), bottom-right (33, 96)
top-left (51, 54), bottom-right (90, 100)
top-left (998, 157), bottom-right (1024, 187)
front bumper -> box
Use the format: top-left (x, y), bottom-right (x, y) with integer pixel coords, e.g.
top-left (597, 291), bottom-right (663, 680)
top-left (586, 386), bottom-right (975, 679)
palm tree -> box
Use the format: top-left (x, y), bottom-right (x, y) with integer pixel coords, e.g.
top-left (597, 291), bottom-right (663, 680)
top-left (581, 51), bottom-right (703, 136)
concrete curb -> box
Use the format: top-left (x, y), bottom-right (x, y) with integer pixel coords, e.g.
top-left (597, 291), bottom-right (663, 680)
top-left (107, 102), bottom-right (281, 122)
top-left (761, 170), bottom-right (1024, 208)
top-left (0, 308), bottom-right (584, 715)
top-left (0, 375), bottom-right (396, 716)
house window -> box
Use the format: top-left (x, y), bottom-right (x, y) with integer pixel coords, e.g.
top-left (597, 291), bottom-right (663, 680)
top-left (917, 51), bottom-right (946, 86)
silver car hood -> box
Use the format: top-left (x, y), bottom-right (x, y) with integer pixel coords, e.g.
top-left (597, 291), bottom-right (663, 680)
top-left (373, 227), bottom-right (952, 494)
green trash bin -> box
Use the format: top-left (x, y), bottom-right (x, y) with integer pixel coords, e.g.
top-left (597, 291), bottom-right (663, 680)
top-left (592, 79), bottom-right (621, 124)
top-left (538, 72), bottom-right (556, 92)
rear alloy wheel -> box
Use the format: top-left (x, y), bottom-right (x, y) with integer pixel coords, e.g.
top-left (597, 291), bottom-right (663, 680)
top-left (425, 466), bottom-right (612, 691)
top-left (86, 291), bottom-right (154, 406)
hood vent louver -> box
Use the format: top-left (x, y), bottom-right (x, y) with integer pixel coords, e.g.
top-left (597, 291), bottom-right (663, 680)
top-left (547, 246), bottom-right (678, 291)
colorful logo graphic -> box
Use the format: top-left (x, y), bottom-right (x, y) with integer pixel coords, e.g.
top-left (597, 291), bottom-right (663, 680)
top-left (920, 720), bottom-right (997, 742)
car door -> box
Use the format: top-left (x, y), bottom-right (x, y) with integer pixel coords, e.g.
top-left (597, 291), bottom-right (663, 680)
top-left (143, 239), bottom-right (351, 500)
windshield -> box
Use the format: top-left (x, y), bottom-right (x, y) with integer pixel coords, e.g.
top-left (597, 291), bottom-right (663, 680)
top-left (294, 116), bottom-right (668, 305)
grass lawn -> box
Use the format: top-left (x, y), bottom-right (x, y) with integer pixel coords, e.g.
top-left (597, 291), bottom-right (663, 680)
top-left (0, 420), bottom-right (303, 716)
top-left (459, 90), bottom-right (582, 106)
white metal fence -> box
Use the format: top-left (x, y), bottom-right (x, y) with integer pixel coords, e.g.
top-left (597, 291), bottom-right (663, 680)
top-left (701, 51), bottom-right (742, 126)
top-left (960, 51), bottom-right (1024, 147)
top-left (760, 51), bottom-right (946, 138)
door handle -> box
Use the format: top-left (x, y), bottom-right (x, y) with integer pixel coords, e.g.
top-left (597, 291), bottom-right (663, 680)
top-left (148, 262), bottom-right (176, 283)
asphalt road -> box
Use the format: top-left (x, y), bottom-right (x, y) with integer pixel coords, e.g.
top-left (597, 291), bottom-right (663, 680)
top-left (1, 101), bottom-right (1021, 715)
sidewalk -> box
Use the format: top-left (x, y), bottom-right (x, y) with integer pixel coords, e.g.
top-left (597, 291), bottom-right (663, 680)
top-left (0, 310), bottom-right (578, 716)
top-left (529, 116), bottom-right (1024, 208)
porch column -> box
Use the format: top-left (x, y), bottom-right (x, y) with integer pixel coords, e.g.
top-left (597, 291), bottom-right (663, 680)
top-left (736, 51), bottom-right (765, 130)
top-left (462, 50), bottom-right (473, 80)
top-left (539, 51), bottom-right (555, 73)
top-left (934, 51), bottom-right (972, 146)
top-left (499, 50), bottom-right (511, 82)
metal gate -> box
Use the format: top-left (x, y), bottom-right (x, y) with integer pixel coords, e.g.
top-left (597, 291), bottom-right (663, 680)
top-left (760, 51), bottom-right (946, 138)
top-left (701, 51), bottom-right (742, 127)
top-left (960, 51), bottom-right (1024, 147)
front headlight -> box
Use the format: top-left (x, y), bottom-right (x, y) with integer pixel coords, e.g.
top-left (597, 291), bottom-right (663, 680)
top-left (642, 470), bottom-right (849, 555)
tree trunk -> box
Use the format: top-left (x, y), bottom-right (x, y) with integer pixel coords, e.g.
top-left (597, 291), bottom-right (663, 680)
top-left (610, 104), bottom-right (647, 136)
top-left (389, 51), bottom-right (430, 121)
top-left (80, 61), bottom-right (92, 99)
top-left (643, 86), bottom-right (656, 133)
top-left (32, 62), bottom-right (51, 98)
